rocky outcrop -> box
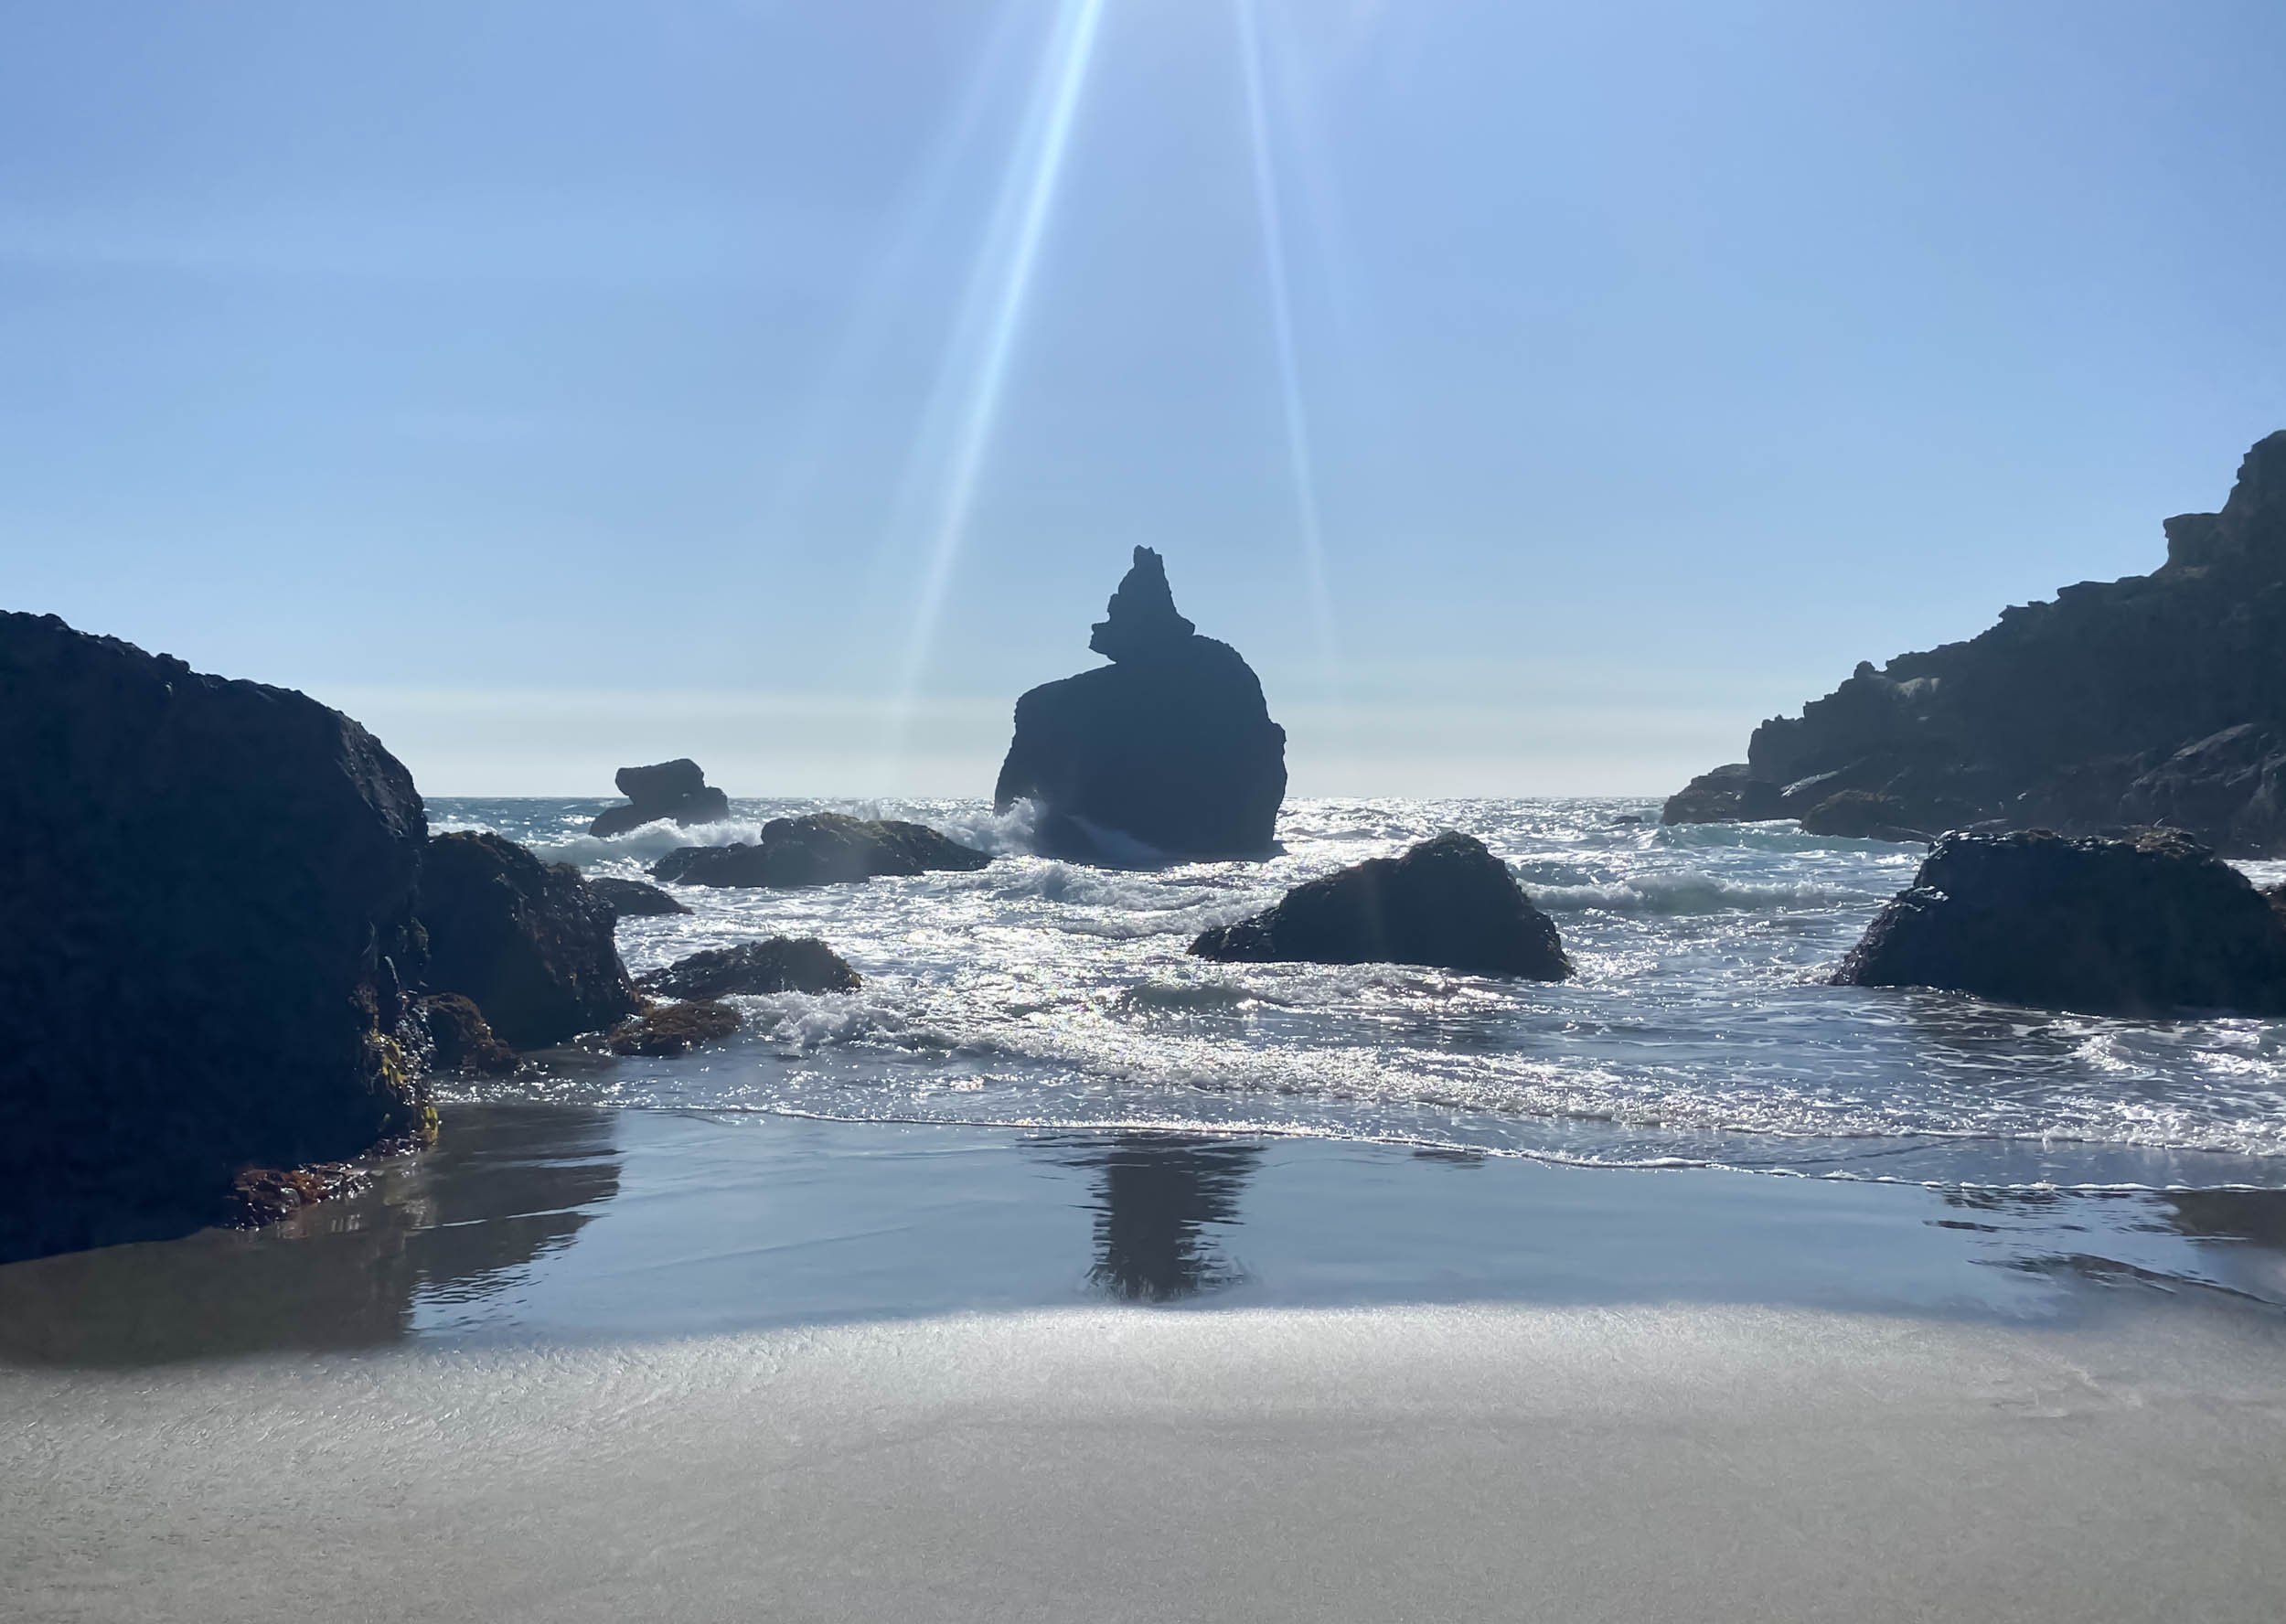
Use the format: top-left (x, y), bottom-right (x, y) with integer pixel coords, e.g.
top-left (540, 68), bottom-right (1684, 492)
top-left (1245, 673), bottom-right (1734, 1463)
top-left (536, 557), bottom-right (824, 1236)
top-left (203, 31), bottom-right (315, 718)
top-left (416, 992), bottom-right (519, 1075)
top-left (588, 876), bottom-right (691, 917)
top-left (589, 758), bottom-right (732, 838)
top-left (1661, 764), bottom-right (1785, 825)
top-left (995, 548), bottom-right (1287, 861)
top-left (418, 831), bottom-right (642, 1048)
top-left (1661, 432), bottom-right (2286, 854)
top-left (650, 813), bottom-right (988, 888)
top-left (1833, 828), bottom-right (2286, 1017)
top-left (1, 612), bottom-right (433, 1262)
top-left (637, 938), bottom-right (861, 999)
top-left (1797, 790), bottom-right (1932, 844)
top-left (606, 999), bottom-right (742, 1057)
top-left (1189, 831), bottom-right (1571, 979)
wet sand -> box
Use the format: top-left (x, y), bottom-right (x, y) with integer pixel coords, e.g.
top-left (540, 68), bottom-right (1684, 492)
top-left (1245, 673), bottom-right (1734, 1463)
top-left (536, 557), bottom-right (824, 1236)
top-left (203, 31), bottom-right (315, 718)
top-left (5, 1106), bottom-right (2286, 1620)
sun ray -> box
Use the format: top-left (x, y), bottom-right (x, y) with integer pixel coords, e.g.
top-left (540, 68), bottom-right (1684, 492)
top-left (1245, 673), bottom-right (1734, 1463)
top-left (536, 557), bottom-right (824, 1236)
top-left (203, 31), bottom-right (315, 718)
top-left (883, 0), bottom-right (1110, 770)
top-left (1237, 0), bottom-right (1342, 705)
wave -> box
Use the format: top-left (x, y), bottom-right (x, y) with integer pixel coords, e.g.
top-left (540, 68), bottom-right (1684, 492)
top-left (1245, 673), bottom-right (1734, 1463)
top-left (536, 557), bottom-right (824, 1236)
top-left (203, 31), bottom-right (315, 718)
top-left (1528, 871), bottom-right (1889, 915)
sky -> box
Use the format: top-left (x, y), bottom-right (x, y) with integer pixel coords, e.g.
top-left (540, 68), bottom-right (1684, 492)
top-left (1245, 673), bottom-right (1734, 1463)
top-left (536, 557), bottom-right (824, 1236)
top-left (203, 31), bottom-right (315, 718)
top-left (3, 0), bottom-right (2283, 797)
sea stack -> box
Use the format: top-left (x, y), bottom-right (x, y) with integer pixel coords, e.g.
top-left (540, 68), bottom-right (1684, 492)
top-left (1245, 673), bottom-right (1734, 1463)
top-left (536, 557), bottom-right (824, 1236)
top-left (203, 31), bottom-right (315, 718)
top-left (0, 613), bottom-right (434, 1261)
top-left (590, 759), bottom-right (732, 837)
top-left (1660, 431), bottom-right (2286, 854)
top-left (994, 548), bottom-right (1287, 861)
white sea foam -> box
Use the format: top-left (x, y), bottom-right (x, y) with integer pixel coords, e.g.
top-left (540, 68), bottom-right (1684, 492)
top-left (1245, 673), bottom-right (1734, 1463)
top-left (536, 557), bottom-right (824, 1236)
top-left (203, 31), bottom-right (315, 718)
top-left (425, 795), bottom-right (2286, 1188)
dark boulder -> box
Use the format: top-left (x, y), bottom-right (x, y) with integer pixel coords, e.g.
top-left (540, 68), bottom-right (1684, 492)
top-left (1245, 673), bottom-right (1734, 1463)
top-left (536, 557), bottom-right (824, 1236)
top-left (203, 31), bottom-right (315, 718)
top-left (1661, 432), bottom-right (2286, 853)
top-left (588, 876), bottom-right (691, 917)
top-left (650, 813), bottom-right (988, 888)
top-left (415, 992), bottom-right (519, 1076)
top-left (1798, 789), bottom-right (1933, 844)
top-left (1189, 831), bottom-right (1571, 980)
top-left (1661, 763), bottom-right (1784, 825)
top-left (1832, 828), bottom-right (2286, 1017)
top-left (0, 612), bottom-right (433, 1262)
top-left (637, 938), bottom-right (861, 999)
top-left (418, 831), bottom-right (642, 1048)
top-left (606, 999), bottom-right (742, 1057)
top-left (589, 758), bottom-right (732, 838)
top-left (995, 548), bottom-right (1287, 861)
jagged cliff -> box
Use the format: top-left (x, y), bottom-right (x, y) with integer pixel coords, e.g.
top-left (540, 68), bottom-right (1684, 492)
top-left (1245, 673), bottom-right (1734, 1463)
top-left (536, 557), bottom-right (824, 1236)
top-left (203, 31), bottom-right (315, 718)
top-left (1664, 432), bottom-right (2286, 855)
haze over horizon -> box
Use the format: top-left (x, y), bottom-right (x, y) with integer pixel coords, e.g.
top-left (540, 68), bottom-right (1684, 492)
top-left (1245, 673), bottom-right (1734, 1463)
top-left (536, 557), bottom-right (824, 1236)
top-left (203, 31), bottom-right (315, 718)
top-left (5, 0), bottom-right (2283, 796)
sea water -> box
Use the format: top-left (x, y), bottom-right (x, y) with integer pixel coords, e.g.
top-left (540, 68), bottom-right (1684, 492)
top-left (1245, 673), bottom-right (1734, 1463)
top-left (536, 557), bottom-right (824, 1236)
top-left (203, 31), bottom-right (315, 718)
top-left (432, 796), bottom-right (2286, 1191)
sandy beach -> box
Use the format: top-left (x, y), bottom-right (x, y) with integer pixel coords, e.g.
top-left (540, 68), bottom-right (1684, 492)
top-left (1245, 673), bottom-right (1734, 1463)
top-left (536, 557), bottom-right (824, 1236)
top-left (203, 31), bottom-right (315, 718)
top-left (6, 1106), bottom-right (2286, 1622)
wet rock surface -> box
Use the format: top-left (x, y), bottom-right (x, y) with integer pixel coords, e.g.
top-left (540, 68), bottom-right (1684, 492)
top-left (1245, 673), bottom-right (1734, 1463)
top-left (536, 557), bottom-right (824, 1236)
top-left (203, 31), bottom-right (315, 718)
top-left (1190, 831), bottom-right (1571, 980)
top-left (589, 758), bottom-right (732, 838)
top-left (651, 813), bottom-right (988, 889)
top-left (588, 876), bottom-right (691, 918)
top-left (1833, 828), bottom-right (2286, 1017)
top-left (416, 992), bottom-right (520, 1076)
top-left (605, 999), bottom-right (743, 1057)
top-left (1663, 432), bottom-right (2286, 854)
top-left (418, 831), bottom-right (642, 1048)
top-left (995, 548), bottom-right (1287, 862)
top-left (0, 612), bottom-right (433, 1263)
top-left (637, 938), bottom-right (862, 999)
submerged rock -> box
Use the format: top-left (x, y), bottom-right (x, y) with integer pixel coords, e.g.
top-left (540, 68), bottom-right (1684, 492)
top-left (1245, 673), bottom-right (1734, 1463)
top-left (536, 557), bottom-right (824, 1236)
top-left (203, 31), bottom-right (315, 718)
top-left (650, 813), bottom-right (988, 889)
top-left (589, 758), bottom-right (732, 838)
top-left (994, 548), bottom-right (1287, 861)
top-left (606, 999), bottom-right (742, 1057)
top-left (637, 938), bottom-right (861, 999)
top-left (588, 876), bottom-right (691, 918)
top-left (415, 992), bottom-right (519, 1076)
top-left (1833, 828), bottom-right (2286, 1017)
top-left (1661, 432), bottom-right (2286, 854)
top-left (1189, 831), bottom-right (1571, 980)
top-left (0, 612), bottom-right (432, 1262)
top-left (418, 831), bottom-right (643, 1048)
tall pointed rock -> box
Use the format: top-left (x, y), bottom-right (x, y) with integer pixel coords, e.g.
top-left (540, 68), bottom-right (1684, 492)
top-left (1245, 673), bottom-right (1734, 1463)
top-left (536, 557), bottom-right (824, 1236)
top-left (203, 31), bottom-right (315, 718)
top-left (995, 549), bottom-right (1287, 861)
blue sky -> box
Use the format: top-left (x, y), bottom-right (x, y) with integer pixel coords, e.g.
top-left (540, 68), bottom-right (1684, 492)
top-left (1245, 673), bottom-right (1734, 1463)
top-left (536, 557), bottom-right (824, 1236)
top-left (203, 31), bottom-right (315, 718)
top-left (4, 0), bottom-right (2282, 796)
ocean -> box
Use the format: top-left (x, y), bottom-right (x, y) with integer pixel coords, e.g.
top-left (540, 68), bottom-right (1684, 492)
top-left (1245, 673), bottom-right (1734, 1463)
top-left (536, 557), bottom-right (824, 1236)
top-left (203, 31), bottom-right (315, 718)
top-left (432, 796), bottom-right (2286, 1193)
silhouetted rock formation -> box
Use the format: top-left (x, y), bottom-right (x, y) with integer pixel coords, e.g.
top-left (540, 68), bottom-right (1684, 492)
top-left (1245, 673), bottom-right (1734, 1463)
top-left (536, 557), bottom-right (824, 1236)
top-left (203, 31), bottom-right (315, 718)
top-left (606, 999), bottom-right (742, 1056)
top-left (995, 548), bottom-right (1287, 861)
top-left (588, 876), bottom-right (691, 917)
top-left (418, 831), bottom-right (642, 1047)
top-left (589, 758), bottom-right (732, 837)
top-left (650, 813), bottom-right (988, 888)
top-left (637, 937), bottom-right (861, 998)
top-left (1190, 830), bottom-right (1571, 979)
top-left (416, 992), bottom-right (519, 1076)
top-left (1662, 433), bottom-right (2286, 854)
top-left (0, 612), bottom-right (433, 1263)
top-left (1833, 828), bottom-right (2286, 1017)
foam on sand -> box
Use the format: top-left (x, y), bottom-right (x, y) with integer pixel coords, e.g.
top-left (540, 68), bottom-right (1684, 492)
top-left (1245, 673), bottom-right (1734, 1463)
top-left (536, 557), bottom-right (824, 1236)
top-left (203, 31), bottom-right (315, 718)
top-left (5, 1299), bottom-right (2283, 1622)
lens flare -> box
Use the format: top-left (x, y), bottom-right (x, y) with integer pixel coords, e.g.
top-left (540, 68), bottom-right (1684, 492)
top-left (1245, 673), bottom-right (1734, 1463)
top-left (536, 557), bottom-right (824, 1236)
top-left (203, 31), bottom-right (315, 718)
top-left (1237, 0), bottom-right (1342, 702)
top-left (886, 0), bottom-right (1109, 762)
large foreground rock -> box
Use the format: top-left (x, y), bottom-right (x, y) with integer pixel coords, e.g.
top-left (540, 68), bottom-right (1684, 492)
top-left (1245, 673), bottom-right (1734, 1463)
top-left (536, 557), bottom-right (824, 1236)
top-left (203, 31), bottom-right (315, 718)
top-left (995, 548), bottom-right (1287, 861)
top-left (1833, 828), bottom-right (2286, 1017)
top-left (1661, 432), bottom-right (2286, 854)
top-left (590, 758), bottom-right (732, 838)
top-left (639, 938), bottom-right (861, 999)
top-left (0, 613), bottom-right (433, 1261)
top-left (1190, 831), bottom-right (1571, 980)
top-left (418, 832), bottom-right (642, 1047)
top-left (650, 813), bottom-right (988, 888)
